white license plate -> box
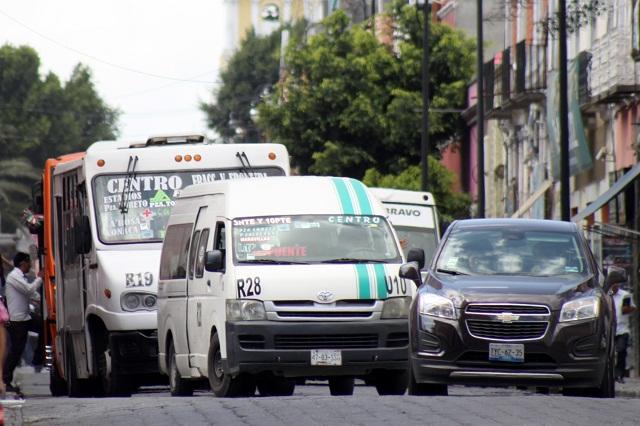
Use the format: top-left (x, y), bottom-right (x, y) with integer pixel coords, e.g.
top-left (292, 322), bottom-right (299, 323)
top-left (489, 343), bottom-right (524, 363)
top-left (310, 349), bottom-right (342, 366)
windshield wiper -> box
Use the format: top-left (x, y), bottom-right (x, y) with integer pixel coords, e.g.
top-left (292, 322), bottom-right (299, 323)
top-left (119, 155), bottom-right (138, 215)
top-left (321, 258), bottom-right (387, 264)
top-left (436, 268), bottom-right (469, 276)
top-left (235, 151), bottom-right (254, 176)
top-left (238, 259), bottom-right (308, 265)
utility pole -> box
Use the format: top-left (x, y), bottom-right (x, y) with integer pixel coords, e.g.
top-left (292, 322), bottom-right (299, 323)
top-left (421, 0), bottom-right (431, 192)
top-left (559, 0), bottom-right (570, 221)
top-left (476, 0), bottom-right (485, 218)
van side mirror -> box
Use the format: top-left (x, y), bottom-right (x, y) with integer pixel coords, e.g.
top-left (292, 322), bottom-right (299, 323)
top-left (75, 215), bottom-right (92, 255)
top-left (205, 250), bottom-right (224, 272)
top-left (407, 248), bottom-right (425, 270)
top-left (605, 265), bottom-right (626, 290)
top-left (399, 262), bottom-right (422, 287)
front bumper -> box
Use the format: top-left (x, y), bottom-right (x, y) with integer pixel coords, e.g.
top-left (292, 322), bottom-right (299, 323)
top-left (224, 320), bottom-right (408, 377)
top-left (410, 315), bottom-right (608, 388)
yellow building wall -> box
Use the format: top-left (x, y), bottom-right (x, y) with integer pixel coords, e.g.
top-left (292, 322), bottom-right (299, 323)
top-left (236, 0), bottom-right (307, 45)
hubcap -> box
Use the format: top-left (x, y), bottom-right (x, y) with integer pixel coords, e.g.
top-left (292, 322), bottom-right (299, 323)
top-left (214, 351), bottom-right (224, 379)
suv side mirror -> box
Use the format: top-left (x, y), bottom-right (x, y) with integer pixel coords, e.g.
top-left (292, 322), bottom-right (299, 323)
top-left (399, 262), bottom-right (422, 287)
top-left (74, 215), bottom-right (92, 255)
top-left (205, 250), bottom-right (224, 272)
top-left (407, 248), bottom-right (425, 270)
top-left (605, 265), bottom-right (626, 290)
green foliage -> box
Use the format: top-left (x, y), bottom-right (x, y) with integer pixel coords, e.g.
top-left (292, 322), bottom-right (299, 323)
top-left (541, 0), bottom-right (608, 35)
top-left (363, 157), bottom-right (470, 224)
top-left (0, 44), bottom-right (118, 230)
top-left (0, 158), bottom-right (40, 230)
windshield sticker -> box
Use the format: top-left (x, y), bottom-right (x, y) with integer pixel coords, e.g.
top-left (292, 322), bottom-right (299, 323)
top-left (446, 257), bottom-right (459, 268)
top-left (565, 266), bottom-right (579, 272)
top-left (150, 189), bottom-right (171, 203)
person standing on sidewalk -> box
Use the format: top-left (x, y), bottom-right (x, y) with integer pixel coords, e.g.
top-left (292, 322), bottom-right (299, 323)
top-left (3, 252), bottom-right (42, 392)
top-left (612, 280), bottom-right (637, 383)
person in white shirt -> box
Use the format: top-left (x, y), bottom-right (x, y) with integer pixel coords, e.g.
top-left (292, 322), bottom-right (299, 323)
top-left (3, 252), bottom-right (43, 391)
top-left (611, 281), bottom-right (637, 383)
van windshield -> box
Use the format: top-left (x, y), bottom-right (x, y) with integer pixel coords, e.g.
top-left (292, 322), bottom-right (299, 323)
top-left (93, 167), bottom-right (284, 244)
top-left (232, 215), bottom-right (402, 264)
top-left (395, 226), bottom-right (438, 269)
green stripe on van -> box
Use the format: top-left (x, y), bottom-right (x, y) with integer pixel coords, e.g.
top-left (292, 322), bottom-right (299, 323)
top-left (373, 264), bottom-right (388, 299)
top-left (332, 177), bottom-right (354, 214)
top-left (355, 264), bottom-right (371, 299)
top-left (349, 179), bottom-right (372, 215)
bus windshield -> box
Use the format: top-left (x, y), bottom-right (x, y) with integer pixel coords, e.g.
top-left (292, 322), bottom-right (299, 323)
top-left (394, 226), bottom-right (438, 268)
top-left (93, 167), bottom-right (284, 243)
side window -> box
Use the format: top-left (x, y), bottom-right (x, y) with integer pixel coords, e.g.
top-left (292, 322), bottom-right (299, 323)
top-left (188, 230), bottom-right (201, 279)
top-left (215, 222), bottom-right (226, 250)
top-left (159, 223), bottom-right (193, 280)
top-left (195, 229), bottom-right (210, 278)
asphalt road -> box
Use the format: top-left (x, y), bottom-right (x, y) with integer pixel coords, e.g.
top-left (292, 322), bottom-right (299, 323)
top-left (11, 371), bottom-right (640, 426)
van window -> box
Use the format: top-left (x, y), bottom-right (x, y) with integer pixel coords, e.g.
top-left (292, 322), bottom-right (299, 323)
top-left (215, 223), bottom-right (226, 251)
top-left (159, 223), bottom-right (193, 280)
top-left (195, 229), bottom-right (210, 278)
top-left (188, 230), bottom-right (201, 279)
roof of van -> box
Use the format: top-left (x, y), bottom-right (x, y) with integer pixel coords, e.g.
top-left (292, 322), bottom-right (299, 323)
top-left (176, 176), bottom-right (387, 218)
top-left (368, 187), bottom-right (435, 206)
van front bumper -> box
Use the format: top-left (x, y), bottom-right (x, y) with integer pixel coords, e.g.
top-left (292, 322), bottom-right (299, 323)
top-left (224, 320), bottom-right (408, 377)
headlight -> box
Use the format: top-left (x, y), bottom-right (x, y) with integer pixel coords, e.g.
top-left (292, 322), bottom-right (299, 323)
top-left (121, 292), bottom-right (156, 312)
top-left (226, 300), bottom-right (266, 321)
top-left (381, 297), bottom-right (412, 319)
top-left (419, 293), bottom-right (456, 319)
top-left (559, 296), bottom-right (600, 322)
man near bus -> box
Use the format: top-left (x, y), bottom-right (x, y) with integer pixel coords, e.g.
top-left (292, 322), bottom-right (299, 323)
top-left (3, 252), bottom-right (43, 392)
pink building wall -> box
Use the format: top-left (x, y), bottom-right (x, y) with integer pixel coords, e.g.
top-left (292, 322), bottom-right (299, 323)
top-left (614, 106), bottom-right (639, 170)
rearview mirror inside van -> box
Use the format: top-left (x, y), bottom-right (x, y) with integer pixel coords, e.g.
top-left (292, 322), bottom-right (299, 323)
top-left (205, 250), bottom-right (224, 272)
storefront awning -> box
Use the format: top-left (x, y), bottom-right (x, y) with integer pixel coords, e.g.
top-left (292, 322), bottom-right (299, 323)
top-left (511, 180), bottom-right (552, 218)
top-left (572, 162), bottom-right (640, 223)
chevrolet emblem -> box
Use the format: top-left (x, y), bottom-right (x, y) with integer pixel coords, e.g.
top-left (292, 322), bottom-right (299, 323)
top-left (496, 312), bottom-right (520, 323)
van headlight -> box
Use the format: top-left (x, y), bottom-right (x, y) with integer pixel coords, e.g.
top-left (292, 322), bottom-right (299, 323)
top-left (121, 292), bottom-right (156, 312)
top-left (381, 297), bottom-right (412, 319)
top-left (226, 300), bottom-right (266, 321)
top-left (419, 293), bottom-right (456, 319)
top-left (559, 296), bottom-right (600, 322)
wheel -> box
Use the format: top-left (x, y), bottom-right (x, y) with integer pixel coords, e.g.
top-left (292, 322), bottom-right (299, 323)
top-left (49, 360), bottom-right (68, 396)
top-left (207, 332), bottom-right (255, 397)
top-left (407, 361), bottom-right (447, 396)
top-left (373, 370), bottom-right (408, 395)
top-left (328, 376), bottom-right (354, 396)
top-left (563, 345), bottom-right (615, 398)
top-left (168, 341), bottom-right (193, 397)
top-left (257, 374), bottom-right (295, 396)
top-left (97, 345), bottom-right (132, 397)
top-left (65, 337), bottom-right (93, 398)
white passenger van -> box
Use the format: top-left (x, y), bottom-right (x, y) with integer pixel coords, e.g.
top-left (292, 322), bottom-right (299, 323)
top-left (157, 176), bottom-right (422, 397)
top-left (369, 188), bottom-right (439, 267)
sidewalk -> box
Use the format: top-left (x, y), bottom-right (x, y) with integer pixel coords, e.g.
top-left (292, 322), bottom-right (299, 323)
top-left (615, 377), bottom-right (640, 398)
top-left (0, 366), bottom-right (48, 425)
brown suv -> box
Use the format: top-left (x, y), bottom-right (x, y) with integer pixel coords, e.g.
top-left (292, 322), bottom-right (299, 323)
top-left (402, 219), bottom-right (618, 398)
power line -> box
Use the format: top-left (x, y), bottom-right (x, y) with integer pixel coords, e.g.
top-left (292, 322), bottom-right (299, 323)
top-left (0, 8), bottom-right (217, 84)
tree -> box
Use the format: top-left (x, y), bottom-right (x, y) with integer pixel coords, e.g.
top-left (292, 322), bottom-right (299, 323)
top-left (0, 44), bottom-right (119, 230)
top-left (363, 157), bottom-right (470, 225)
top-left (0, 158), bottom-right (40, 230)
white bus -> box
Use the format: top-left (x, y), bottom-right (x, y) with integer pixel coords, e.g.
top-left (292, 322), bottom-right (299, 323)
top-left (43, 134), bottom-right (289, 396)
top-left (369, 188), bottom-right (440, 268)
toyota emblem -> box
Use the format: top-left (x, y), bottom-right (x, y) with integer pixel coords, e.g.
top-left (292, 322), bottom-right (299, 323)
top-left (317, 290), bottom-right (335, 303)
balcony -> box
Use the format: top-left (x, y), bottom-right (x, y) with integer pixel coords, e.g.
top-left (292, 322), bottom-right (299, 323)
top-left (589, 28), bottom-right (640, 103)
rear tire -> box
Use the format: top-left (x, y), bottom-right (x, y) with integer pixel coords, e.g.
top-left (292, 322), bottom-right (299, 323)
top-left (373, 370), bottom-right (408, 395)
top-left (168, 341), bottom-right (193, 397)
top-left (407, 361), bottom-right (447, 396)
top-left (207, 332), bottom-right (255, 397)
top-left (65, 338), bottom-right (93, 398)
top-left (50, 360), bottom-right (67, 397)
top-left (328, 376), bottom-right (354, 396)
top-left (257, 374), bottom-right (296, 396)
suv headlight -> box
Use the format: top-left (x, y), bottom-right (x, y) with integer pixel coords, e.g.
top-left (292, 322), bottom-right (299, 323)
top-left (381, 297), bottom-right (412, 319)
top-left (419, 293), bottom-right (456, 319)
top-left (121, 292), bottom-right (156, 312)
top-left (559, 296), bottom-right (600, 322)
top-left (226, 300), bottom-right (266, 321)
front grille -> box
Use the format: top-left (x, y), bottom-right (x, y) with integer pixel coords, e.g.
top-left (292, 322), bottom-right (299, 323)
top-left (277, 311), bottom-right (372, 318)
top-left (238, 335), bottom-right (265, 350)
top-left (274, 334), bottom-right (378, 349)
top-left (273, 300), bottom-right (376, 307)
top-left (466, 304), bottom-right (550, 315)
top-left (466, 319), bottom-right (548, 340)
top-left (386, 332), bottom-right (409, 348)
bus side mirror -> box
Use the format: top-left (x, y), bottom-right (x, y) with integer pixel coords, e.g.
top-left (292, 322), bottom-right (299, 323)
top-left (407, 248), bottom-right (425, 270)
top-left (399, 262), bottom-right (422, 287)
top-left (75, 216), bottom-right (92, 255)
top-left (205, 250), bottom-right (224, 272)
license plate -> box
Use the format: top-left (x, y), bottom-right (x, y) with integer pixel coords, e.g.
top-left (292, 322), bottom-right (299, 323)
top-left (489, 343), bottom-right (524, 363)
top-left (310, 349), bottom-right (342, 366)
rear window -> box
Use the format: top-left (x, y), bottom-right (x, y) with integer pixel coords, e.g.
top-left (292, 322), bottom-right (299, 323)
top-left (159, 223), bottom-right (193, 280)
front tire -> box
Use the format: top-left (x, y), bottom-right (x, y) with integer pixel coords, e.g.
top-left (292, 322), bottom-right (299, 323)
top-left (207, 332), bottom-right (255, 397)
top-left (328, 376), bottom-right (354, 396)
top-left (373, 370), bottom-right (408, 395)
top-left (97, 346), bottom-right (132, 397)
top-left (168, 341), bottom-right (193, 397)
top-left (50, 360), bottom-right (67, 396)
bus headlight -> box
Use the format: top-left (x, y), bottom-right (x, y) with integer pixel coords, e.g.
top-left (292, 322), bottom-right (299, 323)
top-left (226, 300), bottom-right (266, 321)
top-left (381, 297), bottom-right (412, 319)
top-left (121, 292), bottom-right (156, 312)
